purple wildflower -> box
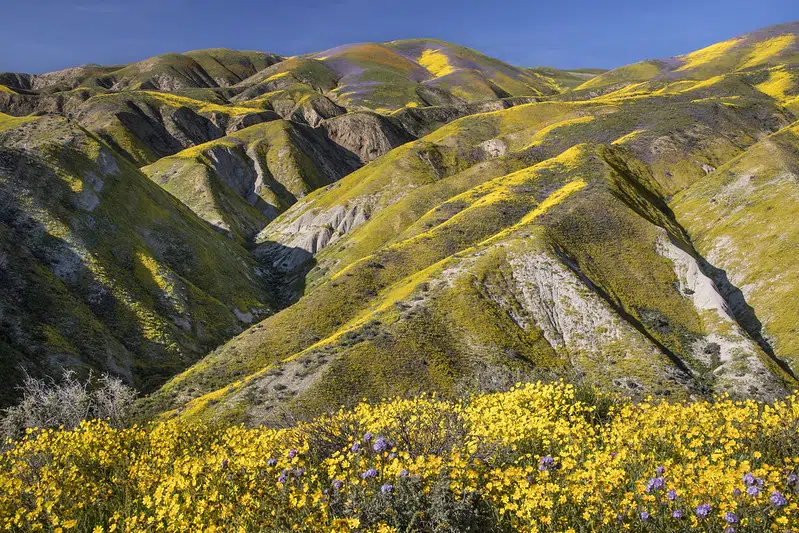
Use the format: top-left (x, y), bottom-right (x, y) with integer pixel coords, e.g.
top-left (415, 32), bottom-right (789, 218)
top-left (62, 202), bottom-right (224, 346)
top-left (266, 458), bottom-right (277, 467)
top-left (332, 479), bottom-right (344, 491)
top-left (388, 452), bottom-right (397, 459)
top-left (733, 488), bottom-right (742, 497)
top-left (287, 449), bottom-right (298, 459)
top-left (747, 485), bottom-right (760, 497)
top-left (743, 472), bottom-right (756, 485)
top-left (399, 469), bottom-right (410, 478)
top-left (616, 513), bottom-right (623, 522)
top-left (770, 491), bottom-right (788, 508)
top-left (645, 477), bottom-right (665, 493)
top-left (363, 432), bottom-right (374, 442)
top-left (294, 468), bottom-right (304, 477)
top-left (381, 483), bottom-right (394, 494)
top-left (277, 473), bottom-right (288, 483)
top-left (351, 442), bottom-right (360, 453)
top-left (656, 465), bottom-right (665, 476)
top-left (640, 511), bottom-right (650, 521)
top-left (362, 468), bottom-right (378, 480)
top-left (373, 437), bottom-right (390, 453)
top-left (788, 472), bottom-right (798, 485)
top-left (695, 503), bottom-right (712, 518)
top-left (724, 512), bottom-right (739, 524)
top-left (221, 459), bottom-right (229, 469)
top-left (539, 456), bottom-right (556, 471)
top-left (672, 509), bottom-right (684, 519)
top-left (667, 489), bottom-right (677, 501)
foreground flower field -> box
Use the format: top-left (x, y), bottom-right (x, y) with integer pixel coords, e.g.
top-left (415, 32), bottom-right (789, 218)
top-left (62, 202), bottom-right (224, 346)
top-left (2, 382), bottom-right (799, 532)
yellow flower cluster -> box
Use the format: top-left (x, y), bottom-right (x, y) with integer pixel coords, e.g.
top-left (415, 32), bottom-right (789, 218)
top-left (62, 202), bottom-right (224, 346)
top-left (2, 382), bottom-right (798, 532)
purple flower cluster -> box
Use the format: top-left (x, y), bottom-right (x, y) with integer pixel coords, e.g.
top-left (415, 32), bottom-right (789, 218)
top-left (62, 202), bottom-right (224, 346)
top-left (538, 456), bottom-right (557, 471)
top-left (645, 477), bottom-right (665, 493)
top-left (724, 512), bottom-right (739, 524)
top-left (277, 466), bottom-right (303, 484)
top-left (742, 472), bottom-right (764, 487)
top-left (667, 489), bottom-right (677, 501)
top-left (747, 485), bottom-right (760, 497)
top-left (332, 479), bottom-right (344, 491)
top-left (373, 436), bottom-right (390, 453)
top-left (770, 491), bottom-right (788, 508)
top-left (380, 483), bottom-right (394, 494)
top-left (672, 509), bottom-right (684, 519)
top-left (266, 458), bottom-right (277, 467)
top-left (695, 503), bottom-right (712, 518)
top-left (287, 449), bottom-right (298, 459)
top-left (361, 468), bottom-right (378, 480)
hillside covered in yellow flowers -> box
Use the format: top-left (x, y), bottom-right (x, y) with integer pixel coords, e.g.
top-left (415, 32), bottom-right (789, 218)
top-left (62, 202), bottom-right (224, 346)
top-left (3, 382), bottom-right (799, 532)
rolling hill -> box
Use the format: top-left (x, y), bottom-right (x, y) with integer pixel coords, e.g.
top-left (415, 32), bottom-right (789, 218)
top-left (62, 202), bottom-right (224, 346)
top-left (1, 24), bottom-right (798, 421)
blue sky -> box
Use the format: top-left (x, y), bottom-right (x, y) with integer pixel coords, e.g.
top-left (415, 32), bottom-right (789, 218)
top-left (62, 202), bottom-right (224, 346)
top-left (1, 0), bottom-right (796, 74)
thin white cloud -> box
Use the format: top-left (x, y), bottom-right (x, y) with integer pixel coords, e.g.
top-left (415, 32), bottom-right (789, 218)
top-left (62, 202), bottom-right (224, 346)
top-left (71, 1), bottom-right (128, 13)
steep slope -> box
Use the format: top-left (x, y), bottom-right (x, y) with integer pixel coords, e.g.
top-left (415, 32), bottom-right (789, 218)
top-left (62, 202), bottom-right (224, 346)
top-left (73, 91), bottom-right (280, 167)
top-left (103, 49), bottom-right (283, 91)
top-left (141, 120), bottom-right (362, 243)
top-left (0, 113), bottom-right (277, 407)
top-left (672, 121), bottom-right (799, 373)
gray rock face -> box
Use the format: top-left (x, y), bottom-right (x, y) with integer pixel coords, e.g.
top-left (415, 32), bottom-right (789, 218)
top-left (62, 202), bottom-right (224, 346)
top-left (392, 106), bottom-right (466, 137)
top-left (0, 91), bottom-right (94, 117)
top-left (255, 202), bottom-right (369, 272)
top-left (0, 72), bottom-right (34, 91)
top-left (163, 106), bottom-right (224, 148)
top-left (321, 112), bottom-right (414, 163)
top-left (225, 111), bottom-right (281, 133)
top-left (479, 139), bottom-right (508, 158)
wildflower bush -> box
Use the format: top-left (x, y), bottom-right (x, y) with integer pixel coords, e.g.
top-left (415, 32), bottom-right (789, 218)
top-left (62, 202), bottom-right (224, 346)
top-left (2, 381), bottom-right (799, 532)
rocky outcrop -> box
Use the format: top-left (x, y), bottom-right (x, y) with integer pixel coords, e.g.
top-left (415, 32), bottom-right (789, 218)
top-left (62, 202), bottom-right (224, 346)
top-left (255, 203), bottom-right (369, 272)
top-left (321, 112), bottom-right (414, 163)
top-left (0, 90), bottom-right (94, 117)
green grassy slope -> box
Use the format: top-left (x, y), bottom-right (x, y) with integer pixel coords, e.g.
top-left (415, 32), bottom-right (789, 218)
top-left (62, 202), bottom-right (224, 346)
top-left (573, 22), bottom-right (799, 103)
top-left (672, 120), bottom-right (799, 373)
top-left (141, 120), bottom-right (361, 243)
top-left (0, 113), bottom-right (277, 407)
